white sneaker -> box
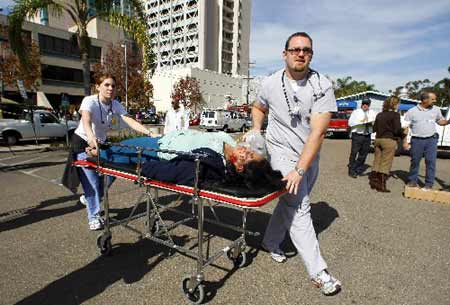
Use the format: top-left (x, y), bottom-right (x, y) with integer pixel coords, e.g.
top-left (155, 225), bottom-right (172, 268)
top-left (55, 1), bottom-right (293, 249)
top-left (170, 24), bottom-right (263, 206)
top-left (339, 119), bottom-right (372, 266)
top-left (80, 195), bottom-right (88, 206)
top-left (311, 270), bottom-right (342, 296)
top-left (261, 243), bottom-right (287, 263)
top-left (89, 217), bottom-right (103, 231)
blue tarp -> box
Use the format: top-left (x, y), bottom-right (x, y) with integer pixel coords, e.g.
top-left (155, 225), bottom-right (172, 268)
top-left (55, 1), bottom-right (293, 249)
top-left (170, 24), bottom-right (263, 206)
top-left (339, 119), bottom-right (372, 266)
top-left (399, 104), bottom-right (416, 111)
top-left (337, 100), bottom-right (357, 109)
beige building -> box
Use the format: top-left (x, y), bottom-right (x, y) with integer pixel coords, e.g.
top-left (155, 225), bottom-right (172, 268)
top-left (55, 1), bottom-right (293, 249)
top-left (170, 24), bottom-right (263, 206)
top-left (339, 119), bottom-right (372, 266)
top-left (1, 6), bottom-right (126, 108)
top-left (144, 0), bottom-right (252, 112)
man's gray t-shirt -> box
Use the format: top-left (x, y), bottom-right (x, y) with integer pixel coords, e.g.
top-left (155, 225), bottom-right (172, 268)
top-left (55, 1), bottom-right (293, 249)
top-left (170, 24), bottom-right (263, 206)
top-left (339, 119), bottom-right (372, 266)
top-left (404, 105), bottom-right (443, 138)
top-left (257, 69), bottom-right (337, 163)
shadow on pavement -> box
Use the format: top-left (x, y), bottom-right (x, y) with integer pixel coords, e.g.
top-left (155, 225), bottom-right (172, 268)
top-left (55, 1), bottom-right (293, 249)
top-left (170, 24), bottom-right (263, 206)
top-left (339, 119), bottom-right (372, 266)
top-left (437, 150), bottom-right (450, 159)
top-left (14, 238), bottom-right (181, 305)
top-left (0, 194), bottom-right (82, 233)
top-left (311, 201), bottom-right (340, 236)
top-left (108, 195), bottom-right (339, 249)
top-left (391, 170), bottom-right (448, 189)
top-left (8, 193), bottom-right (340, 304)
top-left (0, 161), bottom-right (67, 172)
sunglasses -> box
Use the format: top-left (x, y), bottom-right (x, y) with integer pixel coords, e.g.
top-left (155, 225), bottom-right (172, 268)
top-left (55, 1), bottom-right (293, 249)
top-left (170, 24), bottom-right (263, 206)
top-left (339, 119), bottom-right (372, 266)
top-left (286, 47), bottom-right (313, 56)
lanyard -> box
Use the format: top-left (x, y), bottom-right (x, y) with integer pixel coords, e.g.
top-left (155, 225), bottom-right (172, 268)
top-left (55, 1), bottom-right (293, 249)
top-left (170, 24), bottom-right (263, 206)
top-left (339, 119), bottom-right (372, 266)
top-left (281, 69), bottom-right (326, 117)
top-left (97, 95), bottom-right (113, 126)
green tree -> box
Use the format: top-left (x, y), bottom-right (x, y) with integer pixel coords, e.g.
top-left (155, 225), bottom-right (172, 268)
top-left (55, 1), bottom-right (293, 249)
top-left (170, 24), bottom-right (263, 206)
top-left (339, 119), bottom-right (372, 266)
top-left (172, 76), bottom-right (204, 113)
top-left (433, 78), bottom-right (450, 107)
top-left (92, 42), bottom-right (153, 111)
top-left (334, 76), bottom-right (376, 98)
top-left (8, 0), bottom-right (154, 96)
top-left (0, 28), bottom-right (41, 91)
top-left (390, 76), bottom-right (450, 107)
top-left (391, 79), bottom-right (433, 100)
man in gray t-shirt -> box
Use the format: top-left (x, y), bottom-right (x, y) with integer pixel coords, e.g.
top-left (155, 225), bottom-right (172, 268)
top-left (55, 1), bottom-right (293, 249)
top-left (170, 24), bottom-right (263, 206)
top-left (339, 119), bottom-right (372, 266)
top-left (251, 32), bottom-right (341, 296)
top-left (404, 91), bottom-right (450, 189)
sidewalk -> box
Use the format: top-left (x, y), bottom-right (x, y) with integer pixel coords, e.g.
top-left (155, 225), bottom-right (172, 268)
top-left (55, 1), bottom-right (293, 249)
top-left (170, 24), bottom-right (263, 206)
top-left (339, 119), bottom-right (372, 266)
top-left (0, 142), bottom-right (64, 153)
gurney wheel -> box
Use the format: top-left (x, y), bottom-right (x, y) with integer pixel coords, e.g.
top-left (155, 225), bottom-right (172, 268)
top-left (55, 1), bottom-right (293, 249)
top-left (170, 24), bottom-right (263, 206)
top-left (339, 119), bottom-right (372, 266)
top-left (181, 276), bottom-right (205, 304)
top-left (226, 249), bottom-right (247, 268)
top-left (97, 234), bottom-right (112, 256)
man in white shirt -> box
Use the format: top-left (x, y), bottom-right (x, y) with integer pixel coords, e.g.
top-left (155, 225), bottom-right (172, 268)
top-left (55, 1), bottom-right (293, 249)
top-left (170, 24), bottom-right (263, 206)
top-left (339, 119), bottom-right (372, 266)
top-left (347, 97), bottom-right (377, 178)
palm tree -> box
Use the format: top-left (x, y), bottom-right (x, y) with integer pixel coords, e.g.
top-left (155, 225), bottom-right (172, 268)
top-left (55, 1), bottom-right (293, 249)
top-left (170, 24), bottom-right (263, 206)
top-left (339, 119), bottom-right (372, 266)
top-left (335, 76), bottom-right (376, 98)
top-left (8, 0), bottom-right (154, 96)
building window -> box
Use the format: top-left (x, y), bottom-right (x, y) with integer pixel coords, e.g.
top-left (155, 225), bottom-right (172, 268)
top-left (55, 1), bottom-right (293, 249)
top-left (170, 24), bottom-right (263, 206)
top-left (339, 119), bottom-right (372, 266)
top-left (38, 33), bottom-right (100, 61)
top-left (41, 64), bottom-right (84, 83)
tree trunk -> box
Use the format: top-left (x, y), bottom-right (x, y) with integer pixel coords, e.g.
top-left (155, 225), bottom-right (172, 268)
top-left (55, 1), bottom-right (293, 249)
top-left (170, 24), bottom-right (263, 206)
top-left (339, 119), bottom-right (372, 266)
top-left (81, 50), bottom-right (91, 96)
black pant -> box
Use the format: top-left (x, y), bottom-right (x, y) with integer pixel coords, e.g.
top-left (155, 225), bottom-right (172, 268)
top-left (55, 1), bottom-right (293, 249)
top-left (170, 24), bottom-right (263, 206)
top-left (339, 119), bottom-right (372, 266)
top-left (348, 133), bottom-right (371, 174)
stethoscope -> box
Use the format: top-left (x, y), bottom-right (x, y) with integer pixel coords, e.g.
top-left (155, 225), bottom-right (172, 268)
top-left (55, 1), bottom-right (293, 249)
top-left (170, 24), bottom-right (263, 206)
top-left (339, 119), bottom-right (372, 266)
top-left (281, 69), bottom-right (326, 118)
top-left (97, 95), bottom-right (113, 126)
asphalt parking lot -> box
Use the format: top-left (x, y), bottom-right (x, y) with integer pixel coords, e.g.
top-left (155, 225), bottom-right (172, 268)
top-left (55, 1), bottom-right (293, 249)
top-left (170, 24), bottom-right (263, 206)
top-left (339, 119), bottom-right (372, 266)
top-left (0, 138), bottom-right (449, 305)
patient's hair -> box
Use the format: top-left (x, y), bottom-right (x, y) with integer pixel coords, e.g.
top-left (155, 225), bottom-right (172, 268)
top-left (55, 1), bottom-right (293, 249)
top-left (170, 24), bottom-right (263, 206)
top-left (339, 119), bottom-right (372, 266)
top-left (225, 159), bottom-right (285, 191)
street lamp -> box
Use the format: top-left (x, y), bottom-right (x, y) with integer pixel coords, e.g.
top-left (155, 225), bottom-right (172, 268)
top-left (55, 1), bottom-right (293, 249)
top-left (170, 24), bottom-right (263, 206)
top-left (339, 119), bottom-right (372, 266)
top-left (121, 42), bottom-right (128, 111)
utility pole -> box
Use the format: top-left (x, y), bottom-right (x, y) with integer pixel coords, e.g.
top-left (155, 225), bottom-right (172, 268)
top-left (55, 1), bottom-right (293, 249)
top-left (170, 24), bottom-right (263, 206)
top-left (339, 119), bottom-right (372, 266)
top-left (242, 61), bottom-right (255, 104)
top-left (121, 42), bottom-right (128, 111)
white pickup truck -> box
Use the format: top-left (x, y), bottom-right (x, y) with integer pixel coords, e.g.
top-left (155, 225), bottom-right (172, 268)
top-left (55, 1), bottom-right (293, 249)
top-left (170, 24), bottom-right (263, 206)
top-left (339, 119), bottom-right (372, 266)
top-left (0, 110), bottom-right (78, 145)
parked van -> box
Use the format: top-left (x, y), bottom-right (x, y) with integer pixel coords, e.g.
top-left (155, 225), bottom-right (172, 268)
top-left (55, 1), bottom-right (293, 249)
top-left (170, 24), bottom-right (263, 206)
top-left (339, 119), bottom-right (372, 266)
top-left (200, 109), bottom-right (247, 132)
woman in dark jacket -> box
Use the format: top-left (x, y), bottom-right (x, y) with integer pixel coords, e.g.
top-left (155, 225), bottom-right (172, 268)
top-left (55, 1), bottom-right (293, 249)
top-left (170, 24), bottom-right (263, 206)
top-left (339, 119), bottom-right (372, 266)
top-left (370, 96), bottom-right (405, 192)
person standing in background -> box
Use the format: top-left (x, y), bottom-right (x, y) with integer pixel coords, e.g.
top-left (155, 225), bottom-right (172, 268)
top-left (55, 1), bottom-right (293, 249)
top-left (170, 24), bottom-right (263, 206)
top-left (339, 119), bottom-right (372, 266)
top-left (347, 97), bottom-right (377, 178)
top-left (404, 91), bottom-right (450, 190)
top-left (164, 100), bottom-right (189, 134)
top-left (370, 96), bottom-right (404, 192)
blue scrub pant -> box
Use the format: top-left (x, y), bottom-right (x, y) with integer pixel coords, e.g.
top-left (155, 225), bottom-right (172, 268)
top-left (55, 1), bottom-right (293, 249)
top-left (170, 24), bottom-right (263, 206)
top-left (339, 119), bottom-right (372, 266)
top-left (78, 137), bottom-right (161, 222)
top-left (408, 136), bottom-right (438, 187)
top-left (76, 152), bottom-right (115, 222)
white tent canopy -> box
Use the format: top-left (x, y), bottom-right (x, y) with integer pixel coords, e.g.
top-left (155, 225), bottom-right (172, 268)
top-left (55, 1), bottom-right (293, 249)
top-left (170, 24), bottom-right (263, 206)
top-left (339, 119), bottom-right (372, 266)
top-left (37, 91), bottom-right (53, 110)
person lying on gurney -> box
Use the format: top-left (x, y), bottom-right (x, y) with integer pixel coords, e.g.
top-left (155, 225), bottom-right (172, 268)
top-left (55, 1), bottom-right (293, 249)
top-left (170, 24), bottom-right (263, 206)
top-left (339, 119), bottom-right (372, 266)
top-left (87, 129), bottom-right (284, 193)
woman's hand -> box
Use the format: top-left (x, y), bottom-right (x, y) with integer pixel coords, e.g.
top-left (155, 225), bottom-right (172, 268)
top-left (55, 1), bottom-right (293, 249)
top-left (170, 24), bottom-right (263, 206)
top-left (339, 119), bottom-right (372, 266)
top-left (282, 170), bottom-right (302, 195)
top-left (85, 146), bottom-right (98, 157)
top-left (88, 137), bottom-right (98, 149)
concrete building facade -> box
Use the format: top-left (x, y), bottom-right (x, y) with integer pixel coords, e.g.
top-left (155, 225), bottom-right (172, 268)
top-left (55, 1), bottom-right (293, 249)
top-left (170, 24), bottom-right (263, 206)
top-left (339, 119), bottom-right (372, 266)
top-left (1, 9), bottom-right (126, 108)
top-left (144, 0), bottom-right (252, 112)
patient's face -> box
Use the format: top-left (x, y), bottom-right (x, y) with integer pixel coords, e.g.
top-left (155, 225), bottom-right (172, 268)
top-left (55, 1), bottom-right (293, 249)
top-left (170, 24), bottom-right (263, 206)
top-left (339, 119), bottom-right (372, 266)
top-left (232, 145), bottom-right (265, 172)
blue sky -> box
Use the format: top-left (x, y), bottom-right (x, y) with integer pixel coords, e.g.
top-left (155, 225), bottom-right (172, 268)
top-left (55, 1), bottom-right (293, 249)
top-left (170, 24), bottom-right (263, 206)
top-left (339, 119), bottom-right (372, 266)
top-left (2, 0), bottom-right (449, 93)
top-left (251, 0), bottom-right (450, 92)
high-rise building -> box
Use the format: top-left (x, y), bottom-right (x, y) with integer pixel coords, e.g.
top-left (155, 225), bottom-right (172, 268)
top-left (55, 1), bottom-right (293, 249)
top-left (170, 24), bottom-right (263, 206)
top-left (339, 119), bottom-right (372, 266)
top-left (145, 0), bottom-right (251, 76)
top-left (144, 0), bottom-right (252, 111)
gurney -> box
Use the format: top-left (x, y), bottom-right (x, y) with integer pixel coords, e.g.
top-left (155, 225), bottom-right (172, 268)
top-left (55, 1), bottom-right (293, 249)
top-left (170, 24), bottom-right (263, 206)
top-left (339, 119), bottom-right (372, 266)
top-left (73, 142), bottom-right (285, 304)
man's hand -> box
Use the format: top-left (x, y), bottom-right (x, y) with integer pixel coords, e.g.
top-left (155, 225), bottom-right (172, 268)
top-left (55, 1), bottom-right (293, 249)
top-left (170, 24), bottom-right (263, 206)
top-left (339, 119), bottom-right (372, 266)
top-left (282, 170), bottom-right (303, 195)
top-left (241, 129), bottom-right (261, 142)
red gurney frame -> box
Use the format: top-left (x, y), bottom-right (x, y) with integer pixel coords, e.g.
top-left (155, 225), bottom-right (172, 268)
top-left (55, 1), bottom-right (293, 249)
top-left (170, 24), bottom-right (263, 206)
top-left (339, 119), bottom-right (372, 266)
top-left (73, 147), bottom-right (284, 304)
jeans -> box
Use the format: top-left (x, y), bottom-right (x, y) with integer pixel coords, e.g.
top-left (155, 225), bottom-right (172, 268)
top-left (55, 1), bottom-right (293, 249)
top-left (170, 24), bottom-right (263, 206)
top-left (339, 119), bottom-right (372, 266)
top-left (348, 133), bottom-right (371, 174)
top-left (408, 136), bottom-right (438, 187)
top-left (76, 152), bottom-right (114, 222)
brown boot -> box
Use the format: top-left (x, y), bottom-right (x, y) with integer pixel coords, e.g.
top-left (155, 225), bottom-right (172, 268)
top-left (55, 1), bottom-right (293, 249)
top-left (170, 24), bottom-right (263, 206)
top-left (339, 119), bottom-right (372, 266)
top-left (369, 172), bottom-right (378, 189)
top-left (378, 173), bottom-right (391, 193)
